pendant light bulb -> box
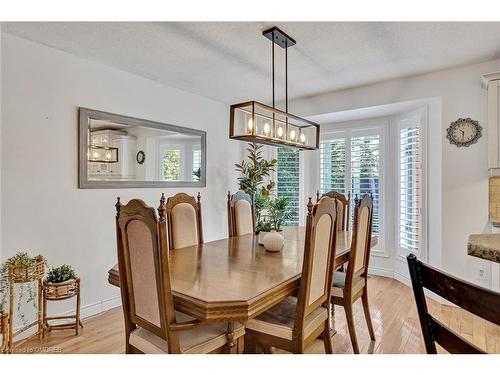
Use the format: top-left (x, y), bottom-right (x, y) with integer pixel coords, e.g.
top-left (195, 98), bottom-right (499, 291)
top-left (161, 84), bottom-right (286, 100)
top-left (290, 129), bottom-right (296, 141)
top-left (300, 133), bottom-right (306, 143)
top-left (247, 117), bottom-right (254, 134)
top-left (263, 122), bottom-right (270, 135)
top-left (277, 126), bottom-right (284, 138)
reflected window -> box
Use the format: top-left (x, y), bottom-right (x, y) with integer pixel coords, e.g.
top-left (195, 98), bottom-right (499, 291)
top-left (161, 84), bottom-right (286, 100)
top-left (193, 148), bottom-right (201, 181)
top-left (163, 149), bottom-right (181, 181)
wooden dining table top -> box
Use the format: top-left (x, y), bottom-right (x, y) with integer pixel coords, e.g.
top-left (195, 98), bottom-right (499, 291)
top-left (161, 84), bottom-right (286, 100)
top-left (108, 226), bottom-right (378, 322)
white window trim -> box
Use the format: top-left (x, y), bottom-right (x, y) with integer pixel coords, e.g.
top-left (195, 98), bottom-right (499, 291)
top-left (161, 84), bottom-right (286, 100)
top-left (395, 107), bottom-right (429, 263)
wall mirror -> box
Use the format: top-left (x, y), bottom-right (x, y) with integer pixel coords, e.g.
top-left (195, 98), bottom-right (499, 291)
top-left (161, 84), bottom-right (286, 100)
top-left (79, 108), bottom-right (206, 188)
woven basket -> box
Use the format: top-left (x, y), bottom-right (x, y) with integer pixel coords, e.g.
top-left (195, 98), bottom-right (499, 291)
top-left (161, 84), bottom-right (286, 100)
top-left (44, 278), bottom-right (79, 301)
top-left (9, 257), bottom-right (45, 283)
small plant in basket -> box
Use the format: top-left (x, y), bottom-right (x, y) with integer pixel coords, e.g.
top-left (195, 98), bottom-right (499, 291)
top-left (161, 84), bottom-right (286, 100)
top-left (44, 265), bottom-right (79, 301)
top-left (45, 265), bottom-right (77, 284)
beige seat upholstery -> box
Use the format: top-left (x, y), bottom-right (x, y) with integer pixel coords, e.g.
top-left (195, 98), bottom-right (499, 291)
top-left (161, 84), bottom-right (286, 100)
top-left (115, 196), bottom-right (243, 354)
top-left (166, 192), bottom-right (203, 250)
top-left (330, 194), bottom-right (375, 354)
top-left (245, 296), bottom-right (328, 341)
top-left (227, 191), bottom-right (255, 237)
top-left (244, 197), bottom-right (338, 354)
top-left (130, 311), bottom-right (245, 354)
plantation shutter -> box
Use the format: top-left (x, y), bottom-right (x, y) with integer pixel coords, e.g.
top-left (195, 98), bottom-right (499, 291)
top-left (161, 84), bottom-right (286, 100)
top-left (351, 134), bottom-right (381, 234)
top-left (399, 121), bottom-right (421, 254)
top-left (320, 138), bottom-right (346, 195)
top-left (277, 147), bottom-right (300, 226)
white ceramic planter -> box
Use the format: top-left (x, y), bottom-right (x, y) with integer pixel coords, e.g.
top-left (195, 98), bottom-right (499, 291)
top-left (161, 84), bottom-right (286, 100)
top-left (262, 231), bottom-right (284, 252)
top-left (258, 231), bottom-right (270, 245)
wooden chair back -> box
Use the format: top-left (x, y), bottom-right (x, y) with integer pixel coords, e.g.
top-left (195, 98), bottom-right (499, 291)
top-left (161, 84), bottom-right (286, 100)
top-left (115, 197), bottom-right (183, 352)
top-left (165, 192), bottom-right (203, 249)
top-left (317, 190), bottom-right (351, 230)
top-left (407, 254), bottom-right (500, 354)
top-left (294, 196), bottom-right (338, 335)
top-left (227, 191), bottom-right (255, 236)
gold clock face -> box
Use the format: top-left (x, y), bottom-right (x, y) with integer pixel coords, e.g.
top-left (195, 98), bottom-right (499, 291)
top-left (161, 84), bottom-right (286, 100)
top-left (446, 118), bottom-right (482, 147)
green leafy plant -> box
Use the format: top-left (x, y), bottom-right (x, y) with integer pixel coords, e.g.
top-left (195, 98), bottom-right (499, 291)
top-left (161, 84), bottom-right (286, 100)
top-left (192, 167), bottom-right (201, 181)
top-left (235, 143), bottom-right (277, 198)
top-left (268, 197), bottom-right (290, 232)
top-left (256, 218), bottom-right (273, 233)
top-left (0, 252), bottom-right (46, 325)
top-left (45, 265), bottom-right (77, 284)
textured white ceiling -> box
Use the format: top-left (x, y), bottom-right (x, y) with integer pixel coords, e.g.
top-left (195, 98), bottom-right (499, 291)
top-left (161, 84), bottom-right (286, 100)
top-left (3, 22), bottom-right (500, 105)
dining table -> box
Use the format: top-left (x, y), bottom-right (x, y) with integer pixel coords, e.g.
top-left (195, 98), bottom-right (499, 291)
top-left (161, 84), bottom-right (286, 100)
top-left (108, 226), bottom-right (378, 325)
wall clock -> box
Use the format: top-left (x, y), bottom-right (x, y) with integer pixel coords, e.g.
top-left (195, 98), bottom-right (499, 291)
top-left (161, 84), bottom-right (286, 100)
top-left (446, 118), bottom-right (482, 147)
top-left (136, 150), bottom-right (146, 164)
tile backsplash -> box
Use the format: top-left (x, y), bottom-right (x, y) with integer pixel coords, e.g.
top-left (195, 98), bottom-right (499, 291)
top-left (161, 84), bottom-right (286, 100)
top-left (489, 177), bottom-right (500, 223)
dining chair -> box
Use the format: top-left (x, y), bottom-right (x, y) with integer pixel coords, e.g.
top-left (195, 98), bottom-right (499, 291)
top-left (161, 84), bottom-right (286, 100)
top-left (407, 253), bottom-right (500, 354)
top-left (330, 194), bottom-right (375, 354)
top-left (165, 192), bottom-right (203, 250)
top-left (115, 197), bottom-right (244, 354)
top-left (244, 196), bottom-right (338, 354)
top-left (227, 190), bottom-right (255, 236)
top-left (317, 190), bottom-right (351, 231)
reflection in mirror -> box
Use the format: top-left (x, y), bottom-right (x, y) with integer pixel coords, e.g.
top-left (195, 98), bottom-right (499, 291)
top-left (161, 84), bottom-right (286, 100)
top-left (79, 108), bottom-right (206, 188)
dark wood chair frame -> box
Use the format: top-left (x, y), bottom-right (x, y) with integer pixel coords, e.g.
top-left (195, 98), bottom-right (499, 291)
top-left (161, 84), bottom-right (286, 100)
top-left (227, 190), bottom-right (255, 237)
top-left (245, 197), bottom-right (338, 354)
top-left (164, 192), bottom-right (204, 249)
top-left (317, 190), bottom-right (351, 231)
top-left (330, 194), bottom-right (375, 353)
top-left (407, 253), bottom-right (500, 354)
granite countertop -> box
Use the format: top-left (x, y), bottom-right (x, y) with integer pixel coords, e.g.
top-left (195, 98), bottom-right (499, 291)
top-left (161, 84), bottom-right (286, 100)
top-left (468, 234), bottom-right (500, 263)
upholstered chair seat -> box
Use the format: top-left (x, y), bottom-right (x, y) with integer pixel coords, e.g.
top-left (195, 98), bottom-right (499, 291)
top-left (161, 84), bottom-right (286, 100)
top-left (331, 271), bottom-right (366, 299)
top-left (245, 296), bottom-right (328, 341)
top-left (130, 311), bottom-right (245, 354)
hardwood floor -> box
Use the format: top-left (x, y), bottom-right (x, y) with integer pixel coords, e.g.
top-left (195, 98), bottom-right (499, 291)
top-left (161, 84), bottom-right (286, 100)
top-left (14, 276), bottom-right (500, 354)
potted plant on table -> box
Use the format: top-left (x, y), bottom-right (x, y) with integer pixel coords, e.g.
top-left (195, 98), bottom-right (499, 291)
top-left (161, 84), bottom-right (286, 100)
top-left (258, 197), bottom-right (290, 251)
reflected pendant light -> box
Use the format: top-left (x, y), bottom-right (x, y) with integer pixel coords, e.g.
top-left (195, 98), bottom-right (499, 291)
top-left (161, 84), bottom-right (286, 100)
top-left (229, 26), bottom-right (320, 150)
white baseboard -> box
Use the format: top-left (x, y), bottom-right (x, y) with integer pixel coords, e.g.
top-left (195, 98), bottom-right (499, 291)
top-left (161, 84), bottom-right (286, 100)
top-left (12, 296), bottom-right (121, 343)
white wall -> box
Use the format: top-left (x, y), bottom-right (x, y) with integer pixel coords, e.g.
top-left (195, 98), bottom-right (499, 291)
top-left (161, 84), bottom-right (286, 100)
top-left (0, 33), bottom-right (242, 326)
top-left (290, 59), bottom-right (500, 289)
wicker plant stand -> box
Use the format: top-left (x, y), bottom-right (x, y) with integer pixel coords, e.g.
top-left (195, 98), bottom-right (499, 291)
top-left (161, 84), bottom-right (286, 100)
top-left (0, 312), bottom-right (9, 353)
top-left (42, 278), bottom-right (82, 337)
top-left (7, 257), bottom-right (45, 353)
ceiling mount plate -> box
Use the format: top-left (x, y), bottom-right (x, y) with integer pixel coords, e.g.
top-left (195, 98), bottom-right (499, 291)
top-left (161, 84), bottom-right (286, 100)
top-left (263, 26), bottom-right (296, 48)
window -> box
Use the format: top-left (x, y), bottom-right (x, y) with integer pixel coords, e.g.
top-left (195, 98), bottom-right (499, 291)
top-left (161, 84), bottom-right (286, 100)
top-left (277, 147), bottom-right (300, 226)
top-left (398, 115), bottom-right (422, 255)
top-left (320, 128), bottom-right (382, 236)
top-left (163, 149), bottom-right (181, 181)
top-left (192, 148), bottom-right (201, 181)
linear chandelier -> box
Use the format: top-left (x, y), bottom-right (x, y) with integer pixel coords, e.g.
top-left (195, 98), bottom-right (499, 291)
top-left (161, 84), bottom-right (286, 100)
top-left (229, 26), bottom-right (320, 150)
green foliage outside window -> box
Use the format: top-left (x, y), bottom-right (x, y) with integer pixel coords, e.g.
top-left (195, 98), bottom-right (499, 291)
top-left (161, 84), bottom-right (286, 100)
top-left (163, 149), bottom-right (181, 181)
